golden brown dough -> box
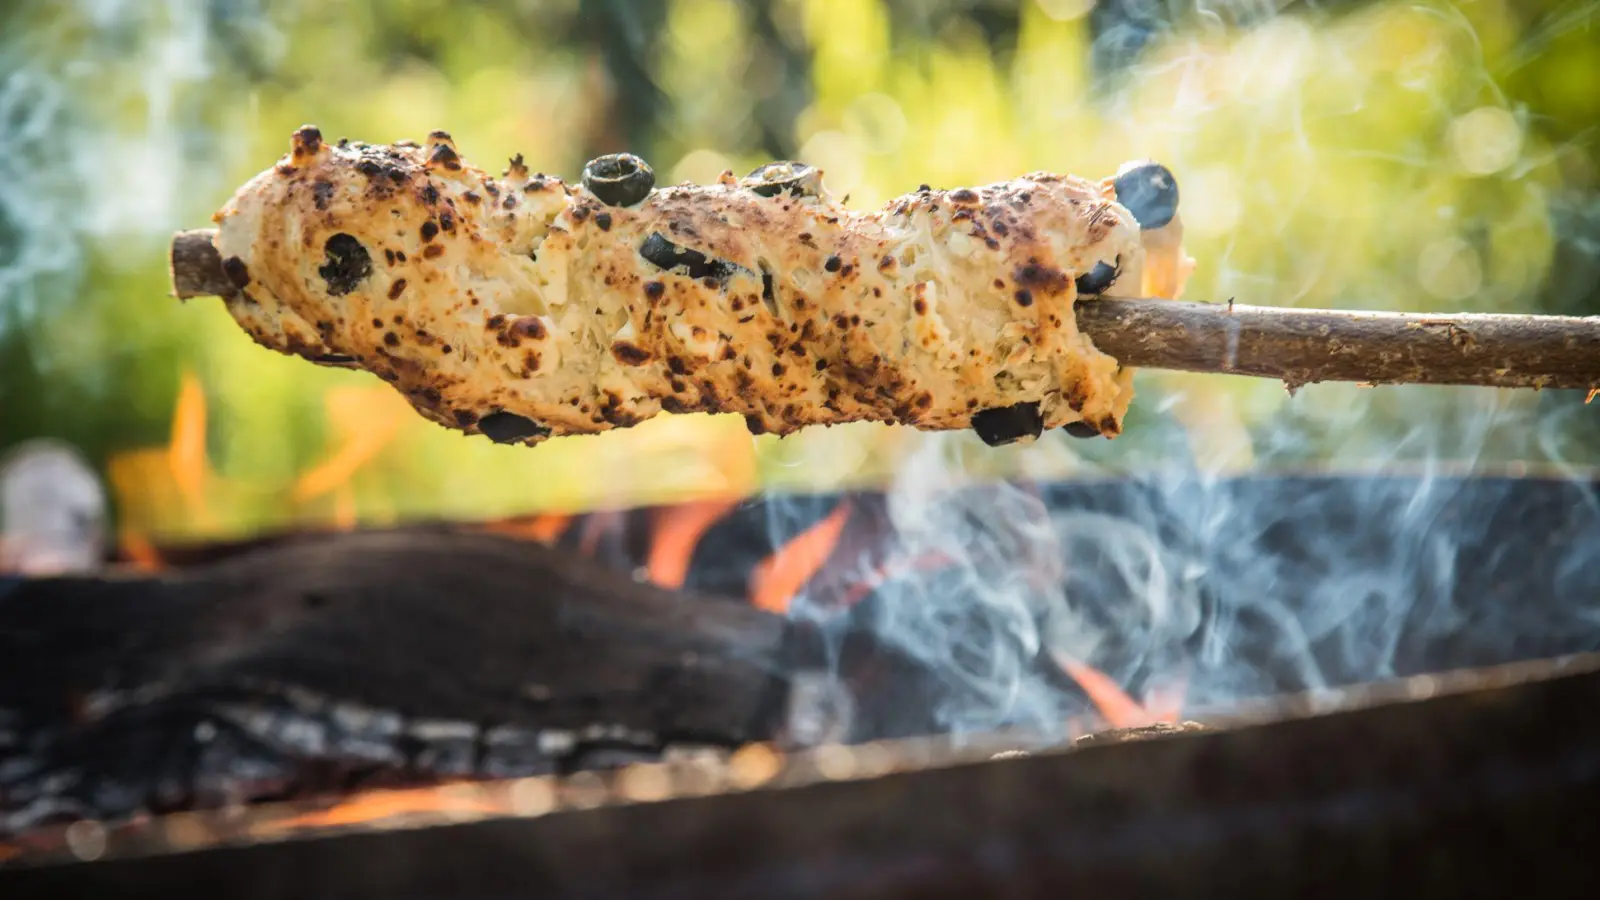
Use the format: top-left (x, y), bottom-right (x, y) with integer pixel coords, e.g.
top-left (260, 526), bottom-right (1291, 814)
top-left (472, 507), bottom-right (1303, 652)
top-left (208, 126), bottom-right (1193, 447)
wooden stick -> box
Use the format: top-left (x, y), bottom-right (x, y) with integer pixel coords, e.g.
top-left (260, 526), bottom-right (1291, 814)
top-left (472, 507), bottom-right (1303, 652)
top-left (1076, 297), bottom-right (1600, 391)
top-left (170, 228), bottom-right (1600, 391)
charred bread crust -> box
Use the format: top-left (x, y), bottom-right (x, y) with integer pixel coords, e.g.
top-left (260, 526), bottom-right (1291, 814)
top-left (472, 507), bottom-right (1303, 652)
top-left (210, 127), bottom-right (1187, 447)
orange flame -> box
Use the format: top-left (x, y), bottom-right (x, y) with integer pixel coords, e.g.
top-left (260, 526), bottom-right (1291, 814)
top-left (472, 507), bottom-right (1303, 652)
top-left (291, 386), bottom-right (411, 512)
top-left (577, 509), bottom-right (630, 558)
top-left (749, 502), bottom-right (851, 614)
top-left (1055, 656), bottom-right (1185, 729)
top-left (168, 371), bottom-right (214, 528)
top-left (480, 513), bottom-right (574, 545)
top-left (106, 369), bottom-right (222, 556)
top-left (647, 497), bottom-right (742, 589)
top-left (117, 527), bottom-right (165, 572)
top-left (332, 483), bottom-right (358, 531)
top-left (840, 550), bottom-right (957, 607)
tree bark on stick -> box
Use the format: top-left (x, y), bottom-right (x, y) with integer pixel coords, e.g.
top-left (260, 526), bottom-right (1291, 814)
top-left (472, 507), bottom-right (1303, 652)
top-left (170, 228), bottom-right (1600, 391)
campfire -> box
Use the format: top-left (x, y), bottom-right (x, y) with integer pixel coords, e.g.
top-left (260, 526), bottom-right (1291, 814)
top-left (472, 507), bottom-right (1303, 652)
top-left (4, 373), bottom-right (1600, 896)
top-left (5, 1), bottom-right (1600, 897)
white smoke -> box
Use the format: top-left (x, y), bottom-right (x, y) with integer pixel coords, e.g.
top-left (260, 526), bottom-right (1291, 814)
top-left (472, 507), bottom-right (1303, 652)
top-left (0, 0), bottom-right (284, 329)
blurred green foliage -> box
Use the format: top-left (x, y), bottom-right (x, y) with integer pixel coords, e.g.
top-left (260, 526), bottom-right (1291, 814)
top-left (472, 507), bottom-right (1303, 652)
top-left (0, 0), bottom-right (1596, 543)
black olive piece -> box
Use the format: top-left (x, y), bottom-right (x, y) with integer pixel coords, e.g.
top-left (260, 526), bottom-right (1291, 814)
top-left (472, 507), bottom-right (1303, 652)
top-left (638, 233), bottom-right (739, 281)
top-left (1062, 421), bottom-right (1101, 439)
top-left (310, 354), bottom-right (360, 367)
top-left (1075, 260), bottom-right (1120, 296)
top-left (1111, 161), bottom-right (1179, 230)
top-left (318, 233), bottom-right (372, 296)
top-left (971, 402), bottom-right (1043, 447)
top-left (478, 412), bottom-right (552, 444)
top-left (742, 161), bottom-right (823, 198)
top-left (581, 153), bottom-right (655, 207)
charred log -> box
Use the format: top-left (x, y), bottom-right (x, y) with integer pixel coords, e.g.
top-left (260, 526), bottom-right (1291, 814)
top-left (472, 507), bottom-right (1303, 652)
top-left (0, 529), bottom-right (867, 831)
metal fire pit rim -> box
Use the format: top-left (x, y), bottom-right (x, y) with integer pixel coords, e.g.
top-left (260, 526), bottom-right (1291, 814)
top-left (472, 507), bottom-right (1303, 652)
top-left (8, 650), bottom-right (1597, 874)
top-left (7, 648), bottom-right (1600, 899)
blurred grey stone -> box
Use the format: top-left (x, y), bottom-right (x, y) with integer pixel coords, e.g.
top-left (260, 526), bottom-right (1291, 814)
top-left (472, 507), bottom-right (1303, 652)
top-left (0, 438), bottom-right (106, 576)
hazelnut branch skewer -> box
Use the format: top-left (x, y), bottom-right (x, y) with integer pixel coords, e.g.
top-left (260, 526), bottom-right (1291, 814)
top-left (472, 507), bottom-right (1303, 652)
top-left (171, 227), bottom-right (1600, 394)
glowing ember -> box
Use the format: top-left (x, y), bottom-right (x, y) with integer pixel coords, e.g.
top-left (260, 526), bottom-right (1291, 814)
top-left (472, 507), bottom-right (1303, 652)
top-left (749, 502), bottom-right (852, 613)
top-left (254, 785), bottom-right (505, 835)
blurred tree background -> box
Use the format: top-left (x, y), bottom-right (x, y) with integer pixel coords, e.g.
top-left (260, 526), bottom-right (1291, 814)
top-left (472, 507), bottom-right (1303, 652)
top-left (0, 0), bottom-right (1596, 545)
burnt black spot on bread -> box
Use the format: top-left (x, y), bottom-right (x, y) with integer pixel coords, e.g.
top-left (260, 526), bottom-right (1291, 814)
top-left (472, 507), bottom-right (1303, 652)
top-left (292, 125), bottom-right (322, 156)
top-left (972, 402), bottom-right (1043, 447)
top-left (421, 221), bottom-right (439, 241)
top-left (318, 233), bottom-right (372, 296)
top-left (760, 264), bottom-right (778, 315)
top-left (387, 278), bottom-right (408, 299)
top-left (312, 179), bottom-right (335, 210)
top-left (510, 316), bottom-right (547, 340)
top-left (1014, 261), bottom-right (1070, 295)
top-left (611, 341), bottom-right (652, 366)
top-left (429, 143), bottom-right (462, 170)
top-left (478, 411), bottom-right (549, 444)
